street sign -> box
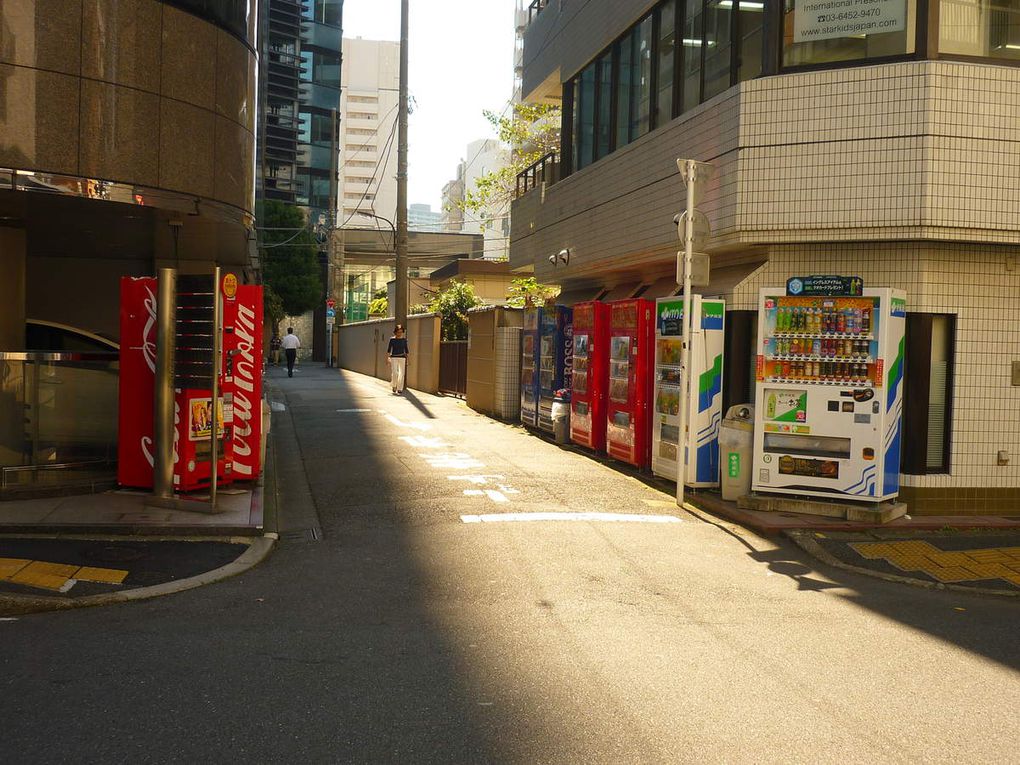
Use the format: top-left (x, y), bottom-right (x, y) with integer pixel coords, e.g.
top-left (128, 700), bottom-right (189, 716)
top-left (677, 159), bottom-right (716, 186)
top-left (676, 210), bottom-right (711, 251)
top-left (326, 307), bottom-right (336, 318)
top-left (326, 316), bottom-right (335, 327)
top-left (326, 298), bottom-right (336, 309)
top-left (677, 251), bottom-right (711, 288)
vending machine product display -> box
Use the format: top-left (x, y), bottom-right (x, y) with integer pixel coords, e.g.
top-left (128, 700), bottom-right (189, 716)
top-left (570, 301), bottom-right (610, 451)
top-left (520, 307), bottom-right (540, 428)
top-left (537, 305), bottom-right (573, 433)
top-left (605, 299), bottom-right (656, 468)
top-left (651, 296), bottom-right (725, 486)
top-left (751, 285), bottom-right (906, 501)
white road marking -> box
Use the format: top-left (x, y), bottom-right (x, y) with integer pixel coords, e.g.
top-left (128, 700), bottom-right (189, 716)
top-left (464, 489), bottom-right (511, 503)
top-left (381, 412), bottom-right (432, 431)
top-left (0, 617), bottom-right (18, 622)
top-left (447, 474), bottom-right (506, 484)
top-left (336, 408), bottom-right (372, 413)
top-left (461, 512), bottom-right (683, 524)
top-left (423, 453), bottom-right (484, 469)
top-left (400, 436), bottom-right (451, 449)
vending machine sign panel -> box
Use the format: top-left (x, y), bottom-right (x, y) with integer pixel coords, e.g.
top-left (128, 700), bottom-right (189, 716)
top-left (569, 301), bottom-right (610, 451)
top-left (118, 277), bottom-right (159, 488)
top-left (605, 299), bottom-right (655, 468)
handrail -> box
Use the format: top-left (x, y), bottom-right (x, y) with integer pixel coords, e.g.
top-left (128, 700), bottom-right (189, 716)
top-left (0, 352), bottom-right (119, 362)
top-left (528, 0), bottom-right (549, 23)
top-left (515, 151), bottom-right (559, 198)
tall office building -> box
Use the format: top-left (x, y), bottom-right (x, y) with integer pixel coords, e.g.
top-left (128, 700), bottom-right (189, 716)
top-left (442, 139), bottom-right (511, 260)
top-left (408, 203), bottom-right (442, 232)
top-left (337, 37), bottom-right (400, 229)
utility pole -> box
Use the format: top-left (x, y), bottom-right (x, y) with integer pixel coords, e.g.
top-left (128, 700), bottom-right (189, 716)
top-left (394, 0), bottom-right (410, 326)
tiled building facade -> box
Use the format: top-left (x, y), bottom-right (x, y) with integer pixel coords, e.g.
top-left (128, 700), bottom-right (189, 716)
top-left (511, 0), bottom-right (1020, 513)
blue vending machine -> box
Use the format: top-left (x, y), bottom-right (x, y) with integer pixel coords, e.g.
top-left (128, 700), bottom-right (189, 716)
top-left (520, 306), bottom-right (540, 427)
top-left (537, 305), bottom-right (573, 433)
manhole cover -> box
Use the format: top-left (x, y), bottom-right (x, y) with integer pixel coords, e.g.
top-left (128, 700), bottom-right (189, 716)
top-left (86, 546), bottom-right (146, 563)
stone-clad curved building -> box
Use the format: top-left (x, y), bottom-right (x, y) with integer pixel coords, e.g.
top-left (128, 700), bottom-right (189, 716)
top-left (0, 0), bottom-right (257, 346)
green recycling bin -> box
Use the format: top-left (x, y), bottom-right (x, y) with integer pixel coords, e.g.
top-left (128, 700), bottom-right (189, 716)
top-left (719, 404), bottom-right (754, 501)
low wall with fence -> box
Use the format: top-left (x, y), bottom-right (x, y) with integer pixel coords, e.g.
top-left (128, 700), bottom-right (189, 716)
top-left (337, 315), bottom-right (441, 394)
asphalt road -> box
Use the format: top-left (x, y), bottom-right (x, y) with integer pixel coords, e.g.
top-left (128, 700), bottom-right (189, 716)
top-left (2, 366), bottom-right (1018, 764)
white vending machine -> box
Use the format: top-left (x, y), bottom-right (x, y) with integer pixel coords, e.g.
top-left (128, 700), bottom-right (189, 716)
top-left (751, 282), bottom-right (906, 501)
top-left (651, 296), bottom-right (726, 487)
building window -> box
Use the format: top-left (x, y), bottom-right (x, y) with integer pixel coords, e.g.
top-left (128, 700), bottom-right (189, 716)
top-left (656, 0), bottom-right (678, 127)
top-left (902, 313), bottom-right (955, 474)
top-left (782, 0), bottom-right (917, 67)
top-left (300, 110), bottom-right (334, 146)
top-left (682, 0), bottom-right (705, 111)
top-left (596, 53), bottom-right (614, 159)
top-left (301, 50), bottom-right (341, 88)
top-left (739, 0), bottom-right (765, 80)
top-left (303, 0), bottom-right (342, 26)
top-left (615, 32), bottom-right (633, 148)
top-left (939, 0), bottom-right (1020, 60)
top-left (704, 0), bottom-right (734, 99)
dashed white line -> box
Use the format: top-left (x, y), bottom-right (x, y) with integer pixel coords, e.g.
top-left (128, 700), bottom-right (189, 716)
top-left (461, 512), bottom-right (683, 524)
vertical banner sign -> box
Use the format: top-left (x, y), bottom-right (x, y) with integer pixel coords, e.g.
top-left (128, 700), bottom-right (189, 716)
top-left (223, 284), bottom-right (264, 480)
top-left (118, 277), bottom-right (158, 488)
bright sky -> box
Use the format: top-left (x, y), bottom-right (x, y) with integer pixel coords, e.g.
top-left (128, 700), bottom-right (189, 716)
top-left (342, 0), bottom-right (518, 212)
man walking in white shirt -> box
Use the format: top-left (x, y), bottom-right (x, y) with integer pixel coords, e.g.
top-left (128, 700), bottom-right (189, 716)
top-left (281, 327), bottom-right (301, 377)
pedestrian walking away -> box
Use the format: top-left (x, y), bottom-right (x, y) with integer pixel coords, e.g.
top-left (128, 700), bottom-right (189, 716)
top-left (387, 324), bottom-right (409, 394)
top-left (269, 332), bottom-right (282, 366)
top-left (281, 327), bottom-right (301, 377)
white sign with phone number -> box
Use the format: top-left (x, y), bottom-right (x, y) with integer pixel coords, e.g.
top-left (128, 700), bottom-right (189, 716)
top-left (794, 0), bottom-right (905, 43)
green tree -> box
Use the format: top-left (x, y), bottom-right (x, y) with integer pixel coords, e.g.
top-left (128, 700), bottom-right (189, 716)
top-left (369, 296), bottom-right (389, 317)
top-left (429, 280), bottom-right (482, 340)
top-left (459, 103), bottom-right (561, 227)
top-left (505, 277), bottom-right (559, 308)
top-left (258, 200), bottom-right (322, 319)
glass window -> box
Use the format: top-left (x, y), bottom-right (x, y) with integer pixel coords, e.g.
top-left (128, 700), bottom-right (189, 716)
top-left (682, 0), bottom-right (705, 112)
top-left (596, 54), bottom-right (614, 159)
top-left (615, 35), bottom-right (633, 147)
top-left (704, 0), bottom-right (734, 99)
top-left (634, 17), bottom-right (654, 138)
top-left (303, 1), bottom-right (342, 25)
top-left (656, 1), bottom-right (678, 127)
top-left (577, 65), bottom-right (596, 169)
top-left (301, 50), bottom-right (341, 88)
top-left (738, 0), bottom-right (765, 81)
top-left (782, 0), bottom-right (916, 67)
top-left (902, 313), bottom-right (955, 474)
top-left (940, 0), bottom-right (1020, 60)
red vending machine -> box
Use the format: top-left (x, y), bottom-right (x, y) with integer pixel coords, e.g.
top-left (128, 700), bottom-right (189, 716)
top-left (570, 301), bottom-right (610, 451)
top-left (605, 299), bottom-right (656, 468)
top-left (222, 283), bottom-right (264, 482)
top-left (118, 276), bottom-right (160, 489)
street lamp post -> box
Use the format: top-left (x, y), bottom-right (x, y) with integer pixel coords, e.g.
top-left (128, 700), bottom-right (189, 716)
top-left (395, 0), bottom-right (410, 326)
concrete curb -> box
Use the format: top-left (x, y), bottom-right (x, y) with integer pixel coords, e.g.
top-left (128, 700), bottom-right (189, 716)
top-left (786, 531), bottom-right (1020, 598)
top-left (0, 535), bottom-right (277, 616)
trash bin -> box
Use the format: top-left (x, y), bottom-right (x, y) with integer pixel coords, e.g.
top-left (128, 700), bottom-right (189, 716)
top-left (719, 404), bottom-right (754, 501)
top-left (552, 389), bottom-right (571, 444)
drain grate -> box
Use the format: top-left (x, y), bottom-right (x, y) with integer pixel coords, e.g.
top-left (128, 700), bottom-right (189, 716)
top-left (279, 528), bottom-right (322, 543)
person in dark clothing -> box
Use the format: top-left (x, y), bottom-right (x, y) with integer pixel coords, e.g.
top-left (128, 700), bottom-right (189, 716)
top-left (386, 324), bottom-right (410, 394)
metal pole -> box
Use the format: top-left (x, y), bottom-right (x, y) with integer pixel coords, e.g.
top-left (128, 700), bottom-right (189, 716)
top-left (154, 268), bottom-right (176, 500)
top-left (210, 267), bottom-right (221, 507)
top-left (394, 0), bottom-right (410, 326)
top-left (676, 160), bottom-right (696, 508)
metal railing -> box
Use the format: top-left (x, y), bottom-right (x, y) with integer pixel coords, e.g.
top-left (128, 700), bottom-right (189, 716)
top-left (528, 0), bottom-right (550, 23)
top-left (515, 151), bottom-right (559, 198)
top-left (0, 352), bottom-right (119, 495)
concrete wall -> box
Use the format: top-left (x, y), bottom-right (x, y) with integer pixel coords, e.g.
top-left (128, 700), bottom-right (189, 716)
top-left (338, 314), bottom-right (441, 393)
top-left (466, 306), bottom-right (523, 416)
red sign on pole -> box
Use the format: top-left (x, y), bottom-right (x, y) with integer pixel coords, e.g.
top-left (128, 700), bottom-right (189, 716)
top-left (326, 298), bottom-right (336, 309)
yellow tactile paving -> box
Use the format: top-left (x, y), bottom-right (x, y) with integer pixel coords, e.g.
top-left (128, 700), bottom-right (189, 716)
top-left (852, 541), bottom-right (1020, 587)
top-left (0, 556), bottom-right (129, 591)
top-left (74, 566), bottom-right (129, 585)
top-left (0, 558), bottom-right (32, 579)
top-left (10, 561), bottom-right (80, 591)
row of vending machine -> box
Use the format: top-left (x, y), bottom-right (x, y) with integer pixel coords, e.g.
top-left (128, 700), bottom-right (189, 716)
top-left (521, 296), bottom-right (726, 488)
top-left (521, 286), bottom-right (907, 501)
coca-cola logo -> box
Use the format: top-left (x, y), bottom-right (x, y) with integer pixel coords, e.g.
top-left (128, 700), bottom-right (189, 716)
top-left (563, 324), bottom-right (574, 390)
top-left (231, 303), bottom-right (258, 476)
top-left (130, 285), bottom-right (158, 374)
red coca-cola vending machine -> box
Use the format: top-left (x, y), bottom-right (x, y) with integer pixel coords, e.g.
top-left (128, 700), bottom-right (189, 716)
top-left (118, 273), bottom-right (264, 492)
top-left (222, 282), bottom-right (264, 482)
top-left (605, 298), bottom-right (656, 468)
top-left (570, 301), bottom-right (610, 451)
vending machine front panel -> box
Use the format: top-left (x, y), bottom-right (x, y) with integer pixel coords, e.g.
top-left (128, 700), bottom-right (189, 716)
top-left (651, 296), bottom-right (725, 487)
top-left (520, 307), bottom-right (540, 428)
top-left (605, 299), bottom-right (655, 468)
top-left (752, 287), bottom-right (905, 501)
top-left (537, 306), bottom-right (572, 432)
top-left (570, 301), bottom-right (609, 451)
